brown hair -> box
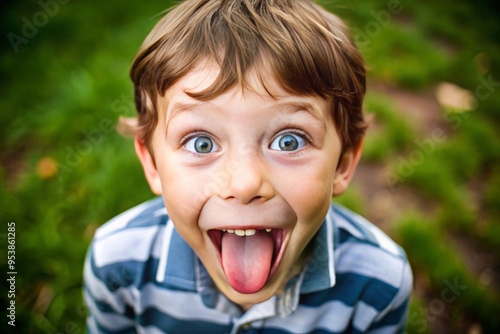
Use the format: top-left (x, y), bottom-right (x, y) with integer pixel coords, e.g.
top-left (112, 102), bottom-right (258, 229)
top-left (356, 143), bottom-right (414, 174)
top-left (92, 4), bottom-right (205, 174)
top-left (130, 0), bottom-right (367, 153)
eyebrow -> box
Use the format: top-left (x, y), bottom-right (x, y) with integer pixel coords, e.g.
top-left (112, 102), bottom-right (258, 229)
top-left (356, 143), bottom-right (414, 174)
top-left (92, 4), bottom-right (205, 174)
top-left (272, 101), bottom-right (328, 129)
top-left (164, 102), bottom-right (205, 135)
top-left (166, 100), bottom-right (327, 129)
top-left (167, 102), bottom-right (203, 118)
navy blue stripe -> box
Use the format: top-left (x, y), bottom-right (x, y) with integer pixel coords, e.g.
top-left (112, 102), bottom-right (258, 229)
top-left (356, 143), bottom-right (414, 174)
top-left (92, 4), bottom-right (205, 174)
top-left (255, 325), bottom-right (365, 334)
top-left (300, 272), bottom-right (397, 311)
top-left (94, 320), bottom-right (137, 334)
top-left (337, 227), bottom-right (360, 245)
top-left (85, 199), bottom-right (412, 334)
top-left (137, 307), bottom-right (231, 334)
top-left (91, 251), bottom-right (163, 291)
top-left (332, 205), bottom-right (378, 245)
top-left (85, 287), bottom-right (117, 313)
top-left (91, 253), bottom-right (197, 294)
top-left (369, 299), bottom-right (410, 330)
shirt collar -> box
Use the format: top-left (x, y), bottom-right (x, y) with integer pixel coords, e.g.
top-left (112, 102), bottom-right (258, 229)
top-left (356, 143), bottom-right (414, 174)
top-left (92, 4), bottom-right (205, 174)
top-left (156, 220), bottom-right (199, 291)
top-left (300, 208), bottom-right (337, 293)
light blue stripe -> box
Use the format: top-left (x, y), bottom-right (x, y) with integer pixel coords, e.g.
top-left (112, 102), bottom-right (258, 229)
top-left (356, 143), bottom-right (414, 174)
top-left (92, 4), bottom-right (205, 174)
top-left (265, 299), bottom-right (379, 333)
top-left (94, 225), bottom-right (161, 267)
top-left (84, 198), bottom-right (412, 334)
top-left (95, 197), bottom-right (163, 239)
top-left (138, 283), bottom-right (232, 324)
top-left (335, 241), bottom-right (405, 288)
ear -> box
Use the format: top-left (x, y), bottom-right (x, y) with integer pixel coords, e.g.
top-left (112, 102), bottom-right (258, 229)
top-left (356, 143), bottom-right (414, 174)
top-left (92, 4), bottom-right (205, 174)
top-left (332, 140), bottom-right (363, 196)
top-left (135, 138), bottom-right (162, 195)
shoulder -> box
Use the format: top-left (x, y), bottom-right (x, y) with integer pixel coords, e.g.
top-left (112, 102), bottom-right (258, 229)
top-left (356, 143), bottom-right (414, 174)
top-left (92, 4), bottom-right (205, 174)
top-left (331, 203), bottom-right (406, 260)
top-left (330, 202), bottom-right (412, 284)
top-left (85, 197), bottom-right (169, 290)
top-left (94, 196), bottom-right (168, 241)
top-left (329, 204), bottom-right (413, 327)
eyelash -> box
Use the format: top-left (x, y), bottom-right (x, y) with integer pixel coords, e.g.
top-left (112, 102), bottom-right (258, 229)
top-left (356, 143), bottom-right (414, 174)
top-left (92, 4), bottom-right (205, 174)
top-left (180, 131), bottom-right (218, 154)
top-left (273, 128), bottom-right (313, 145)
top-left (179, 127), bottom-right (313, 153)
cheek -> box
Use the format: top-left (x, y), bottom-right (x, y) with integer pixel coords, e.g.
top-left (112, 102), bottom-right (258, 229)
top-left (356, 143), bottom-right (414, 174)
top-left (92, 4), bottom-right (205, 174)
top-left (277, 161), bottom-right (336, 220)
top-left (156, 158), bottom-right (208, 235)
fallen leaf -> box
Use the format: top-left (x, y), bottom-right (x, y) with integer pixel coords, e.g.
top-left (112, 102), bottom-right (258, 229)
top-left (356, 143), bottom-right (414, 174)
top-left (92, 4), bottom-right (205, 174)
top-left (435, 82), bottom-right (475, 112)
top-left (36, 156), bottom-right (58, 179)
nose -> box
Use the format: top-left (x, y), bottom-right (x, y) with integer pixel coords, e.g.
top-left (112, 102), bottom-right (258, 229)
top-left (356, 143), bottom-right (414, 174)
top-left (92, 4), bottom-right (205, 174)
top-left (219, 151), bottom-right (274, 204)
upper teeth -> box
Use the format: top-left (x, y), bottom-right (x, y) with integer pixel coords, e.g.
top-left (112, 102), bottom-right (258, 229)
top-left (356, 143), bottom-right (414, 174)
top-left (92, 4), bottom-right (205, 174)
top-left (222, 228), bottom-right (272, 236)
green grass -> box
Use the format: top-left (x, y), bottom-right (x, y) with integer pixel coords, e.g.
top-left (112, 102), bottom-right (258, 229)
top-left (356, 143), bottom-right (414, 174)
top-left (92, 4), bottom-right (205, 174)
top-left (396, 215), bottom-right (500, 332)
top-left (1, 0), bottom-right (499, 333)
top-left (362, 92), bottom-right (415, 162)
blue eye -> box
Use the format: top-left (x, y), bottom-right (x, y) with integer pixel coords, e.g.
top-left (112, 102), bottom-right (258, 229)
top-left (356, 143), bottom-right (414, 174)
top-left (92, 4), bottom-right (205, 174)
top-left (270, 133), bottom-right (306, 152)
top-left (185, 136), bottom-right (218, 154)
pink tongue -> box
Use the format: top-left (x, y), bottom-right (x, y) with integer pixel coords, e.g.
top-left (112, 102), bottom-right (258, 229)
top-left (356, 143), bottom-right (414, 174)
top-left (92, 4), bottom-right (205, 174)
top-left (221, 232), bottom-right (274, 294)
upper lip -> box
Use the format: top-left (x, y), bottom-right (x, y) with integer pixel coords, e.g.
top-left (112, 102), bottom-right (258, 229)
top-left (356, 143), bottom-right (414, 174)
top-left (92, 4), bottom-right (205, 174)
top-left (198, 198), bottom-right (295, 231)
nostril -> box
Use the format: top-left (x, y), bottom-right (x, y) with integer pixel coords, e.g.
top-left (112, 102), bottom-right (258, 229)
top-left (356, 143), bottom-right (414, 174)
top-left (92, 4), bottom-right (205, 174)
top-left (223, 195), bottom-right (263, 203)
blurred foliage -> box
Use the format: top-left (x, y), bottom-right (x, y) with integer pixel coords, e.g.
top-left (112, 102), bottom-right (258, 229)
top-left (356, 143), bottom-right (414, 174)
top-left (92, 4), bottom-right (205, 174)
top-left (1, 0), bottom-right (499, 333)
top-left (363, 92), bottom-right (415, 161)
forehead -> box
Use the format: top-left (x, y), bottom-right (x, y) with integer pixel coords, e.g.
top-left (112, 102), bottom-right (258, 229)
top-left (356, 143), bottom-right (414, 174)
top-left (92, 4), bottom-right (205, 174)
top-left (159, 60), bottom-right (332, 124)
top-left (163, 59), bottom-right (302, 104)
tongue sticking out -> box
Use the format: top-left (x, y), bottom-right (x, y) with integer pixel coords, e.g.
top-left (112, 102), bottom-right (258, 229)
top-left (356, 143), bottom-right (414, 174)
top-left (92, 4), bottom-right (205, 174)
top-left (221, 232), bottom-right (274, 294)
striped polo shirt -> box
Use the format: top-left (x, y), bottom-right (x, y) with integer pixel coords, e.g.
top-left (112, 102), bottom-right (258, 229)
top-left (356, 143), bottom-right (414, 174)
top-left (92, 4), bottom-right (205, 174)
top-left (84, 196), bottom-right (412, 334)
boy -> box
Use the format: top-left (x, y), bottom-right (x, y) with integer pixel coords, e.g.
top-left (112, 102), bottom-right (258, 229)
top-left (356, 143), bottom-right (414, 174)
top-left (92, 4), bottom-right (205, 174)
top-left (84, 0), bottom-right (413, 333)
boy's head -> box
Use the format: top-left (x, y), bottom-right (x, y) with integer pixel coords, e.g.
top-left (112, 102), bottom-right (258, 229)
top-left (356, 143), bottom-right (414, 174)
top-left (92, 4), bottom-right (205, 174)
top-left (131, 0), bottom-right (366, 307)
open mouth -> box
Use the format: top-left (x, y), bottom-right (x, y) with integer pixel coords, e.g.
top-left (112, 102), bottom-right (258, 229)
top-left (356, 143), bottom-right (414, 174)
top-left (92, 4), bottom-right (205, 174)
top-left (207, 228), bottom-right (285, 294)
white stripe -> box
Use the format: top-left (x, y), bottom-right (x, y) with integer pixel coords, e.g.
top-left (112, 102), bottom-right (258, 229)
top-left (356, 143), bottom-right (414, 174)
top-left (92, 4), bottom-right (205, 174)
top-left (84, 257), bottom-right (129, 313)
top-left (95, 200), bottom-right (155, 239)
top-left (374, 262), bottom-right (413, 323)
top-left (264, 300), bottom-right (354, 333)
top-left (234, 296), bottom-right (277, 332)
top-left (94, 225), bottom-right (160, 267)
top-left (337, 205), bottom-right (401, 256)
top-left (87, 317), bottom-right (101, 334)
top-left (325, 212), bottom-right (336, 287)
top-left (86, 254), bottom-right (147, 317)
top-left (392, 262), bottom-right (413, 308)
top-left (333, 211), bottom-right (364, 239)
top-left (154, 207), bottom-right (167, 217)
top-left (353, 301), bottom-right (379, 331)
top-left (367, 324), bottom-right (399, 334)
top-left (335, 242), bottom-right (404, 287)
top-left (156, 220), bottom-right (174, 283)
top-left (137, 326), bottom-right (165, 334)
top-left (356, 215), bottom-right (401, 256)
top-left (137, 283), bottom-right (232, 324)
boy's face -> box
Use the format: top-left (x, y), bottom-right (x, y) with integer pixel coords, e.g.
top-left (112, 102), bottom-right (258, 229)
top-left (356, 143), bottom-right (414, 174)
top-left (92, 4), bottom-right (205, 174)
top-left (136, 61), bottom-right (360, 307)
